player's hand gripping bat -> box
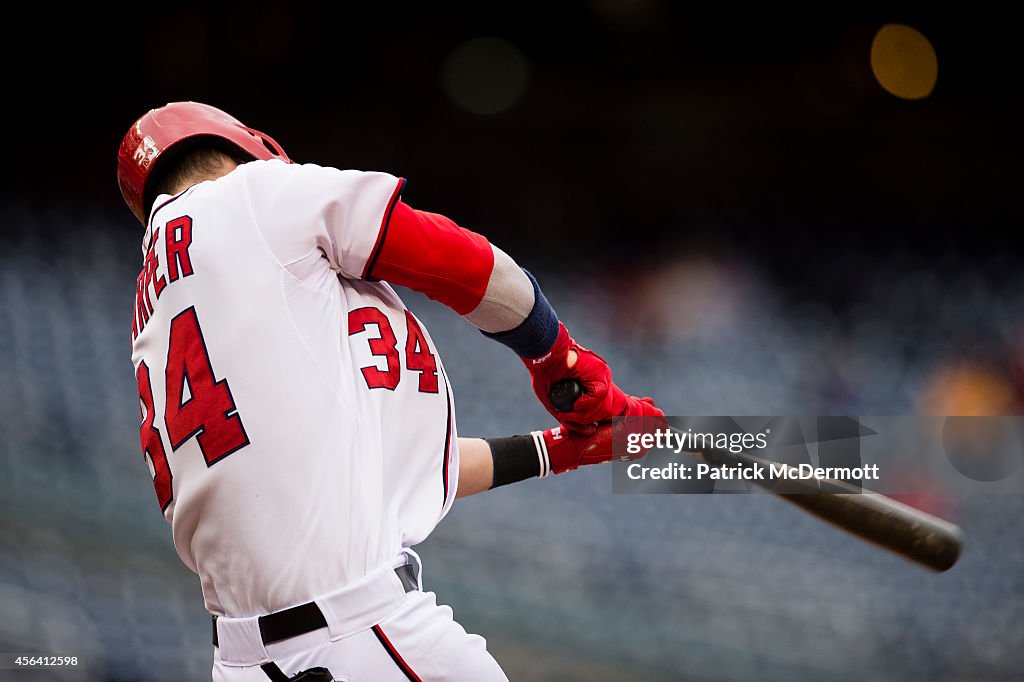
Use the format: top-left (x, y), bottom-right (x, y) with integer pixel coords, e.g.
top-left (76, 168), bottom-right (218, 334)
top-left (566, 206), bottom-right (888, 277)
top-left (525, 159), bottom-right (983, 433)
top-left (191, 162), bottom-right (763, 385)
top-left (549, 379), bottom-right (964, 572)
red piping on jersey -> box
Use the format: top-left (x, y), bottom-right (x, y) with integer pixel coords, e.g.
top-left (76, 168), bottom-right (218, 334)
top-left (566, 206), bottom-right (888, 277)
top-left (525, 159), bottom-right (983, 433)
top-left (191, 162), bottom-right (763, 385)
top-left (440, 365), bottom-right (453, 506)
top-left (371, 625), bottom-right (423, 682)
top-left (362, 178), bottom-right (407, 279)
top-left (364, 201), bottom-right (495, 315)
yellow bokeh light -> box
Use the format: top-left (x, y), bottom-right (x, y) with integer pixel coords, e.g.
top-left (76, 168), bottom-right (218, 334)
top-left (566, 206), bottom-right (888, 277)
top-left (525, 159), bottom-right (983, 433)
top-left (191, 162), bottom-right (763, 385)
top-left (918, 364), bottom-right (1016, 416)
top-left (870, 23), bottom-right (938, 100)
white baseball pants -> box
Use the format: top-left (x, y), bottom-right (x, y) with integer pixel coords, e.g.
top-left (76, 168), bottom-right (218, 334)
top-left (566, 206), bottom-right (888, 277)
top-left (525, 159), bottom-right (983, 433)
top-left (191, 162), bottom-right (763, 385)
top-left (211, 559), bottom-right (508, 681)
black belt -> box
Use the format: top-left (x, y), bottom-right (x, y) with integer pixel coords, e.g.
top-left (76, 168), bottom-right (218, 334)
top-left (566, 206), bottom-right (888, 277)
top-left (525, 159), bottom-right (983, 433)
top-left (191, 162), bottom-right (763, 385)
top-left (212, 563), bottom-right (419, 648)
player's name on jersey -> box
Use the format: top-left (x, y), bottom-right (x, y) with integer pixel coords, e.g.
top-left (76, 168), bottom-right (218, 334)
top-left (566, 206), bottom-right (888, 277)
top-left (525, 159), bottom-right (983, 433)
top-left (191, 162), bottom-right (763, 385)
top-left (625, 461), bottom-right (881, 481)
top-left (133, 216), bottom-right (196, 340)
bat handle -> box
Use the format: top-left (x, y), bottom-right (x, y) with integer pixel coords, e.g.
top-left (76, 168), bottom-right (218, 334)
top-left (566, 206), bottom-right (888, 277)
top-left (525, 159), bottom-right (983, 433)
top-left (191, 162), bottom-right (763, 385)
top-left (549, 379), bottom-right (584, 412)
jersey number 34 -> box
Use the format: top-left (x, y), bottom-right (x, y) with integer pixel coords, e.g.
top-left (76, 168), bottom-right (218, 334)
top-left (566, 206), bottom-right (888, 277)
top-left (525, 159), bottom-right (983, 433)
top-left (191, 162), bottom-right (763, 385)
top-left (136, 306), bottom-right (249, 511)
top-left (348, 307), bottom-right (438, 393)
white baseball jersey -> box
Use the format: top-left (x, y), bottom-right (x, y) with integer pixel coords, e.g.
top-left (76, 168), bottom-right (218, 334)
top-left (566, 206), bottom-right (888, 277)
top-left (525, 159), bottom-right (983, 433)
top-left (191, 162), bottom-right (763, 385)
top-left (130, 159), bottom-right (458, 618)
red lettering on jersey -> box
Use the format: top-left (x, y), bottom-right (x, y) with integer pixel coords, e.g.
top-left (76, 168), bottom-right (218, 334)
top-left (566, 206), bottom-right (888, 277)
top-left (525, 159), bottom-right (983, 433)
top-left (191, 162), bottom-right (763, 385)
top-left (132, 228), bottom-right (171, 342)
top-left (348, 307), bottom-right (441, 393)
top-left (137, 360), bottom-right (173, 511)
top-left (139, 267), bottom-right (154, 317)
top-left (135, 307), bottom-right (249, 511)
top-left (165, 307), bottom-right (249, 465)
top-left (404, 311), bottom-right (439, 393)
top-left (132, 270), bottom-right (149, 342)
top-left (135, 270), bottom-right (150, 328)
top-left (145, 227), bottom-right (168, 299)
top-left (348, 307), bottom-right (401, 390)
top-left (166, 216), bottom-right (195, 282)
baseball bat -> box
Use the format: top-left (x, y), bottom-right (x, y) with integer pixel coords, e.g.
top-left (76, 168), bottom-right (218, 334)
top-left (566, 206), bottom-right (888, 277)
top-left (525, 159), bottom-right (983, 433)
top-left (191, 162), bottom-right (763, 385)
top-left (548, 379), bottom-right (964, 572)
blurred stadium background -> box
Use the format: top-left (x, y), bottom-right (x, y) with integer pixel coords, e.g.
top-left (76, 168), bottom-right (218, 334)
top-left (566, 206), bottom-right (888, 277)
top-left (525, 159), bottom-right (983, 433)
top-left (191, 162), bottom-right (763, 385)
top-left (2, 3), bottom-right (1023, 680)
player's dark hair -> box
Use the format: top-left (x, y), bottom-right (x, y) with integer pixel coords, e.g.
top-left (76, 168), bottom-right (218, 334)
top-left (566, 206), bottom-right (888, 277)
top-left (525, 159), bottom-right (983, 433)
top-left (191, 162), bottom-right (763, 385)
top-left (144, 138), bottom-right (251, 216)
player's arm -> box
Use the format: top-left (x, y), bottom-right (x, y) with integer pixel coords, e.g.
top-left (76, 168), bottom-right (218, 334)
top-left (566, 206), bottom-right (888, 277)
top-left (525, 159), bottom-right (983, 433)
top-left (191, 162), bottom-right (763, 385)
top-left (369, 201), bottom-right (657, 430)
top-left (456, 400), bottom-right (662, 498)
top-left (246, 162), bottom-right (656, 428)
top-left (455, 438), bottom-right (496, 498)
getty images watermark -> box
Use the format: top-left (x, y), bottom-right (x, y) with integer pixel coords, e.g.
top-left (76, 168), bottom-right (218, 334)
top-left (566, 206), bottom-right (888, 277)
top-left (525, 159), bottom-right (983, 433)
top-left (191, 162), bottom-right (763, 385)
top-left (624, 427), bottom-right (879, 483)
top-left (611, 416), bottom-right (1024, 495)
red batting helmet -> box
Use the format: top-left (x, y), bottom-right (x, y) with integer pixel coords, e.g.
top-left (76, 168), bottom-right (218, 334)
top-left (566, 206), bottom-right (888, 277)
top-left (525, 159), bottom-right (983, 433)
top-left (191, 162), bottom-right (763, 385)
top-left (117, 101), bottom-right (292, 224)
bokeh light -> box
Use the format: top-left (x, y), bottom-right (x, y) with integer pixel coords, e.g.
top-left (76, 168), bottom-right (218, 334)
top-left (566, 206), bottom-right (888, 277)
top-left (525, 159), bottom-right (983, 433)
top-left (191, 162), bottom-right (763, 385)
top-left (441, 37), bottom-right (530, 115)
top-left (870, 23), bottom-right (938, 100)
top-left (918, 364), bottom-right (1018, 415)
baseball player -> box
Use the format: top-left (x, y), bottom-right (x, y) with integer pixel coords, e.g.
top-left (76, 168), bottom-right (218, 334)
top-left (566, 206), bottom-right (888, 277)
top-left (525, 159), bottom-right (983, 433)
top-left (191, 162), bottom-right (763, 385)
top-left (118, 102), bottom-right (662, 681)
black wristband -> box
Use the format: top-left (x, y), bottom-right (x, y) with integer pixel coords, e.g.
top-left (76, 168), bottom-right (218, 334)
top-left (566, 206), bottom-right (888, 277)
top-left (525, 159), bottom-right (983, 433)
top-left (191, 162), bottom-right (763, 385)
top-left (486, 433), bottom-right (549, 489)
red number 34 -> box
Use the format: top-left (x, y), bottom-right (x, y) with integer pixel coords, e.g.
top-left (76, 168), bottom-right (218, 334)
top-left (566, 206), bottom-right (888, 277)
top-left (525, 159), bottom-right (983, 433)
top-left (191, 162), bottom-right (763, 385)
top-left (136, 307), bottom-right (248, 511)
top-left (135, 306), bottom-right (436, 511)
top-left (348, 308), bottom-right (438, 393)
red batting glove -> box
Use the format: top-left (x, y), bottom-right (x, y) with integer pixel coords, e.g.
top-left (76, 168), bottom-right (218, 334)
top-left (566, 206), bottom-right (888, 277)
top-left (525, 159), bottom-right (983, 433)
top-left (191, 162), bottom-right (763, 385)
top-left (542, 395), bottom-right (666, 474)
top-left (525, 323), bottom-right (630, 431)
